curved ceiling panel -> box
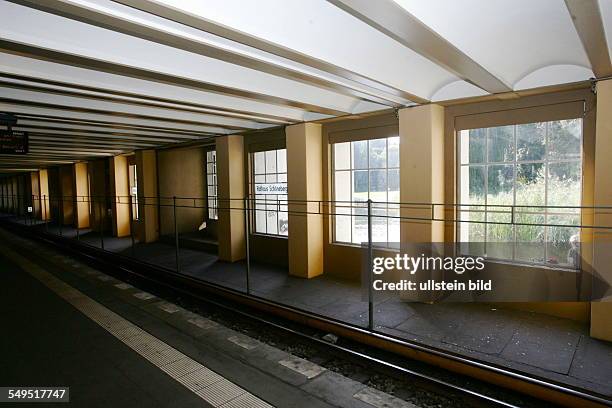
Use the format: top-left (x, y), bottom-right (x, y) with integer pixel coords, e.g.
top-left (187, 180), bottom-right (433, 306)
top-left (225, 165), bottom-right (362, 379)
top-left (394, 0), bottom-right (591, 88)
top-left (149, 0), bottom-right (459, 100)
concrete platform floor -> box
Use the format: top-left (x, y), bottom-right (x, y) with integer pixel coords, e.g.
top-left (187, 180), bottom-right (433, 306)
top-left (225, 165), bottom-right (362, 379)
top-left (0, 228), bottom-right (456, 408)
top-left (6, 216), bottom-right (612, 398)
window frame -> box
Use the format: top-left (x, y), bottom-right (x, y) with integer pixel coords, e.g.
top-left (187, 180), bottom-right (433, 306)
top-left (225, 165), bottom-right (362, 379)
top-left (330, 136), bottom-right (400, 247)
top-left (128, 163), bottom-right (139, 221)
top-left (456, 119), bottom-right (584, 269)
top-left (250, 148), bottom-right (288, 238)
top-left (205, 149), bottom-right (218, 221)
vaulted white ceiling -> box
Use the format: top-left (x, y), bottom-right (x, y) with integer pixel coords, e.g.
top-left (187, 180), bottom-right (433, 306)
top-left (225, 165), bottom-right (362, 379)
top-left (0, 0), bottom-right (610, 171)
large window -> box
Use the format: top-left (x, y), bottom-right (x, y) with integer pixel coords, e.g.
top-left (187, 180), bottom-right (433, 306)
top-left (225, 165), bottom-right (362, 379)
top-left (206, 150), bottom-right (218, 220)
top-left (252, 148), bottom-right (288, 236)
top-left (128, 164), bottom-right (138, 221)
top-left (332, 137), bottom-right (400, 245)
top-left (458, 119), bottom-right (582, 267)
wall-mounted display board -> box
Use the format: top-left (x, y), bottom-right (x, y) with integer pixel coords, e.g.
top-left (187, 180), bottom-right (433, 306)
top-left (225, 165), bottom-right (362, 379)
top-left (0, 130), bottom-right (28, 154)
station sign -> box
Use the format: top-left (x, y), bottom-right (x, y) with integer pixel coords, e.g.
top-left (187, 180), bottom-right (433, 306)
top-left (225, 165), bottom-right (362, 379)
top-left (254, 183), bottom-right (287, 195)
top-left (0, 130), bottom-right (28, 154)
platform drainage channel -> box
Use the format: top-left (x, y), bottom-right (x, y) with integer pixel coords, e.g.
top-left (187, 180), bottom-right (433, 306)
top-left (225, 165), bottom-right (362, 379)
top-left (15, 255), bottom-right (275, 408)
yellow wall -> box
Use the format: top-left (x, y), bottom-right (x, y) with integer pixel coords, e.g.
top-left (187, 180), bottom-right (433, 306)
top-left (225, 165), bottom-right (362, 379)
top-left (157, 146), bottom-right (207, 236)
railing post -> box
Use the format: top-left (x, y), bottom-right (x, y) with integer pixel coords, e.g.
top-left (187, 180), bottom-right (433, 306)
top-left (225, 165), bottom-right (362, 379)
top-left (174, 196), bottom-right (180, 272)
top-left (244, 197), bottom-right (251, 294)
top-left (367, 199), bottom-right (374, 331)
top-left (129, 195), bottom-right (135, 256)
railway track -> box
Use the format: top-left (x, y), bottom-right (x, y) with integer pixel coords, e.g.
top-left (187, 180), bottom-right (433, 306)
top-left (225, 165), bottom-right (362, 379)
top-left (2, 217), bottom-right (611, 408)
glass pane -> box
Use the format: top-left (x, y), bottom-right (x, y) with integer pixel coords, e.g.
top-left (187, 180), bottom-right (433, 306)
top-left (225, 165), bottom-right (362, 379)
top-left (487, 164), bottom-right (514, 205)
top-left (335, 215), bottom-right (351, 243)
top-left (487, 125), bottom-right (514, 162)
top-left (372, 215), bottom-right (387, 243)
top-left (334, 142), bottom-right (350, 170)
top-left (548, 119), bottom-right (581, 160)
top-left (517, 122), bottom-right (545, 161)
top-left (334, 171), bottom-right (351, 202)
top-left (254, 152), bottom-right (265, 174)
top-left (516, 163), bottom-right (545, 206)
top-left (278, 210), bottom-right (288, 236)
top-left (515, 209), bottom-right (545, 263)
top-left (352, 214), bottom-right (368, 244)
top-left (352, 140), bottom-right (368, 169)
top-left (547, 223), bottom-right (580, 267)
top-left (277, 149), bottom-right (287, 173)
top-left (265, 174), bottom-right (278, 183)
top-left (461, 128), bottom-right (485, 164)
top-left (255, 209), bottom-right (266, 233)
top-left (388, 137), bottom-right (399, 168)
top-left (254, 175), bottom-right (265, 183)
top-left (458, 207), bottom-right (485, 256)
top-left (353, 170), bottom-right (369, 201)
top-left (461, 166), bottom-right (485, 205)
top-left (369, 170), bottom-right (386, 202)
top-left (265, 150), bottom-right (277, 173)
top-left (266, 210), bottom-right (278, 235)
top-left (369, 138), bottom-right (386, 168)
top-left (388, 169), bottom-right (399, 203)
top-left (547, 161), bottom-right (581, 207)
top-left (278, 173), bottom-right (287, 183)
top-left (486, 214), bottom-right (514, 260)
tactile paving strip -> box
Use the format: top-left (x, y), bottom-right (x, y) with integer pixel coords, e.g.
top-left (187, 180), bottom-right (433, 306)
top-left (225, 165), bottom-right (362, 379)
top-left (12, 251), bottom-right (275, 408)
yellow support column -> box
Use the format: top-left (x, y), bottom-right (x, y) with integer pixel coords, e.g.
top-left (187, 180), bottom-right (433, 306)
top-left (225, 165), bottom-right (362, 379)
top-left (216, 135), bottom-right (245, 262)
top-left (286, 123), bottom-right (324, 279)
top-left (399, 104), bottom-right (445, 301)
top-left (110, 155), bottom-right (131, 237)
top-left (39, 169), bottom-right (50, 221)
top-left (136, 150), bottom-right (159, 243)
top-left (591, 79), bottom-right (612, 341)
top-left (73, 162), bottom-right (90, 229)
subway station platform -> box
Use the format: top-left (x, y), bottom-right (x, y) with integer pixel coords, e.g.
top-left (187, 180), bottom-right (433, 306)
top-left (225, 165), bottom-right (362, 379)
top-left (0, 227), bottom-right (440, 408)
top-left (3, 218), bottom-right (612, 400)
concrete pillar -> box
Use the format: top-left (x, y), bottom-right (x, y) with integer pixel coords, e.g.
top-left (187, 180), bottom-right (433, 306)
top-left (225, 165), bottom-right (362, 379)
top-left (136, 150), bottom-right (159, 243)
top-left (39, 169), bottom-right (50, 221)
top-left (88, 160), bottom-right (108, 232)
top-left (591, 79), bottom-right (612, 341)
top-left (286, 123), bottom-right (324, 278)
top-left (59, 165), bottom-right (74, 225)
top-left (110, 155), bottom-right (130, 237)
top-left (73, 162), bottom-right (90, 229)
top-left (399, 104), bottom-right (445, 301)
top-left (30, 171), bottom-right (40, 218)
top-left (216, 135), bottom-right (245, 262)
